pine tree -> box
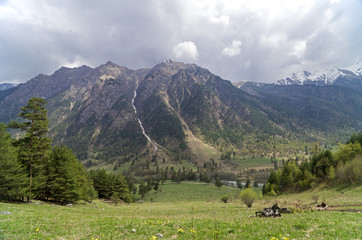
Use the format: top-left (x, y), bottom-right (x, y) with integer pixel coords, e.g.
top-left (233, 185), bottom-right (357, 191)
top-left (245, 178), bottom-right (251, 188)
top-left (215, 175), bottom-right (223, 190)
top-left (47, 146), bottom-right (95, 203)
top-left (0, 124), bottom-right (28, 201)
top-left (91, 169), bottom-right (113, 199)
top-left (236, 179), bottom-right (243, 190)
top-left (138, 181), bottom-right (147, 198)
top-left (113, 174), bottom-right (132, 203)
top-left (8, 98), bottom-right (51, 201)
top-left (48, 146), bottom-right (79, 203)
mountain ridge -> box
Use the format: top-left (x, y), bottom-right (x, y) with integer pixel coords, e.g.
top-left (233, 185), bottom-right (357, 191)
top-left (275, 62), bottom-right (362, 86)
top-left (1, 60), bottom-right (361, 175)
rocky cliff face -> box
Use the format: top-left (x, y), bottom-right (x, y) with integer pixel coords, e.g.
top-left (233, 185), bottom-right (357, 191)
top-left (1, 60), bottom-right (361, 171)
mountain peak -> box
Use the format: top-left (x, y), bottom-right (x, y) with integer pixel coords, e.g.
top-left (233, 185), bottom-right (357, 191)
top-left (105, 61), bottom-right (118, 66)
top-left (275, 63), bottom-right (362, 86)
top-left (343, 62), bottom-right (362, 76)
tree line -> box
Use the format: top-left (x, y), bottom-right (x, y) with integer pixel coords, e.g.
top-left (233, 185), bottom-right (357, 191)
top-left (0, 97), bottom-right (227, 204)
top-left (0, 98), bottom-right (130, 203)
top-left (263, 132), bottom-right (362, 195)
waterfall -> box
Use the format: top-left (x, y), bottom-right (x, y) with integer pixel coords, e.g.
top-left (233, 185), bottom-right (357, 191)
top-left (132, 84), bottom-right (159, 153)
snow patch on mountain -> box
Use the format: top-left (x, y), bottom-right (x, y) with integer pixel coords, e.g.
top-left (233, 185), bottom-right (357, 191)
top-left (276, 62), bottom-right (362, 85)
top-left (343, 62), bottom-right (362, 76)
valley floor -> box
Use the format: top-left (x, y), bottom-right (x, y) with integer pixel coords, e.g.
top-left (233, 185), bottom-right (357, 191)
top-left (0, 182), bottom-right (361, 240)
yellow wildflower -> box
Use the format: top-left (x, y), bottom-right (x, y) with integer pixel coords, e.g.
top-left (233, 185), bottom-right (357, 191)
top-left (190, 228), bottom-right (196, 234)
top-left (178, 228), bottom-right (184, 233)
top-left (150, 236), bottom-right (157, 240)
top-left (36, 228), bottom-right (39, 232)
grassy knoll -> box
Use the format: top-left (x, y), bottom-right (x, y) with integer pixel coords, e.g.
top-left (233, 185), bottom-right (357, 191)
top-left (1, 182), bottom-right (361, 240)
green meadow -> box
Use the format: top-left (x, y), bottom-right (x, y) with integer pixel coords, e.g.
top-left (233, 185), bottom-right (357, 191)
top-left (0, 182), bottom-right (361, 240)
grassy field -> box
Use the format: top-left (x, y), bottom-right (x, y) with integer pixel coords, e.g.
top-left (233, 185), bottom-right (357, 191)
top-left (0, 182), bottom-right (361, 240)
top-left (233, 157), bottom-right (275, 170)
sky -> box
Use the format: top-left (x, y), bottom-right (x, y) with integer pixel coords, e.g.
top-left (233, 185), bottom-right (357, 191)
top-left (1, 0), bottom-right (362, 83)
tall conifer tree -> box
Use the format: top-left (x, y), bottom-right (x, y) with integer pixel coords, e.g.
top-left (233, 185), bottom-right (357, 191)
top-left (0, 124), bottom-right (28, 201)
top-left (8, 97), bottom-right (51, 200)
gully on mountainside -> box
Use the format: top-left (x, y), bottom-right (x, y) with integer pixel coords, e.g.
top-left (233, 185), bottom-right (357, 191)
top-left (131, 83), bottom-right (159, 153)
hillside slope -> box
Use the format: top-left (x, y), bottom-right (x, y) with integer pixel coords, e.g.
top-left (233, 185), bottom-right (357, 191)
top-left (1, 60), bottom-right (361, 173)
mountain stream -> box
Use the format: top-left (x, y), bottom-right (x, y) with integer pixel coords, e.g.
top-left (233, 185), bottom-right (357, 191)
top-left (131, 84), bottom-right (159, 153)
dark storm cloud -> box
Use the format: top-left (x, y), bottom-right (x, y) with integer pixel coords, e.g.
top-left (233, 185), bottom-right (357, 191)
top-left (1, 0), bottom-right (362, 83)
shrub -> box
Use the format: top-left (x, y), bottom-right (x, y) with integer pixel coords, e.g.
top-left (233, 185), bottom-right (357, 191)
top-left (221, 195), bottom-right (229, 203)
top-left (239, 188), bottom-right (258, 207)
top-left (336, 155), bottom-right (362, 183)
top-left (311, 195), bottom-right (319, 203)
top-left (269, 189), bottom-right (277, 196)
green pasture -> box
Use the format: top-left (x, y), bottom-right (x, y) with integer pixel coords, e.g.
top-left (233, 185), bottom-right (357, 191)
top-left (0, 182), bottom-right (361, 240)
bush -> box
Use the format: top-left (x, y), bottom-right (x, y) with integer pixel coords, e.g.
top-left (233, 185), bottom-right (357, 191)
top-left (221, 195), bottom-right (229, 203)
top-left (336, 155), bottom-right (362, 184)
top-left (239, 188), bottom-right (258, 207)
top-left (269, 189), bottom-right (277, 196)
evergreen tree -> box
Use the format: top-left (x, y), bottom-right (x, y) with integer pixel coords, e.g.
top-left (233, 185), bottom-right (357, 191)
top-left (215, 175), bottom-right (223, 190)
top-left (146, 179), bottom-right (153, 192)
top-left (125, 176), bottom-right (137, 195)
top-left (346, 132), bottom-right (362, 145)
top-left (236, 179), bottom-right (243, 190)
top-left (91, 169), bottom-right (113, 199)
top-left (280, 164), bottom-right (293, 190)
top-left (0, 124), bottom-right (28, 201)
top-left (261, 184), bottom-right (267, 196)
top-left (138, 181), bottom-right (147, 198)
top-left (153, 180), bottom-right (160, 192)
top-left (48, 146), bottom-right (95, 203)
top-left (8, 98), bottom-right (51, 201)
top-left (113, 174), bottom-right (132, 203)
top-left (48, 146), bottom-right (79, 202)
top-left (245, 178), bottom-right (251, 188)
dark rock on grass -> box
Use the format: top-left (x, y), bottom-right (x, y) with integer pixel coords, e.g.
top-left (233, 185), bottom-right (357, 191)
top-left (255, 203), bottom-right (292, 217)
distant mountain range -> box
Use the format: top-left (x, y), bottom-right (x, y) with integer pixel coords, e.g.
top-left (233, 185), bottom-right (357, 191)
top-left (0, 61), bottom-right (361, 173)
top-left (0, 83), bottom-right (17, 91)
top-left (275, 62), bottom-right (362, 87)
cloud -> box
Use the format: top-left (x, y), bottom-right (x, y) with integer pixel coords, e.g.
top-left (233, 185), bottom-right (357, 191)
top-left (173, 41), bottom-right (199, 60)
top-left (0, 0), bottom-right (362, 83)
top-left (222, 40), bottom-right (242, 57)
top-left (290, 40), bottom-right (307, 58)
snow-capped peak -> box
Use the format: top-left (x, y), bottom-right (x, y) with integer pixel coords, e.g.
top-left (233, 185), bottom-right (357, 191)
top-left (342, 62), bottom-right (362, 76)
top-left (276, 62), bottom-right (362, 86)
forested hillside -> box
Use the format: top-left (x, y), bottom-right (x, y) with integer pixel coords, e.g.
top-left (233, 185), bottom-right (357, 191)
top-left (0, 61), bottom-right (361, 175)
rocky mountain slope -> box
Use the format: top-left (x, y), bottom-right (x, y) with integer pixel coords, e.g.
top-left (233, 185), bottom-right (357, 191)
top-left (0, 83), bottom-right (17, 91)
top-left (1, 60), bottom-right (361, 173)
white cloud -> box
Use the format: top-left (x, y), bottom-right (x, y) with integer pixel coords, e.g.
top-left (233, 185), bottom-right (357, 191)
top-left (0, 0), bottom-right (362, 83)
top-left (244, 60), bottom-right (251, 69)
top-left (61, 55), bottom-right (89, 68)
top-left (290, 40), bottom-right (307, 58)
top-left (222, 40), bottom-right (242, 57)
top-left (173, 41), bottom-right (199, 60)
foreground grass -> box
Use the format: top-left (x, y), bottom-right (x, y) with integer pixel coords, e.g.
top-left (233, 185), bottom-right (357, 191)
top-left (1, 182), bottom-right (361, 240)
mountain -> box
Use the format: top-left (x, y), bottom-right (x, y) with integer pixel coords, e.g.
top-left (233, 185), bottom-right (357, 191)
top-left (275, 62), bottom-right (362, 88)
top-left (1, 60), bottom-right (361, 175)
top-left (0, 83), bottom-right (17, 91)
